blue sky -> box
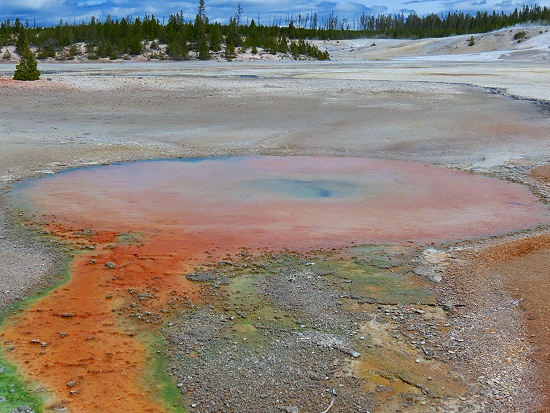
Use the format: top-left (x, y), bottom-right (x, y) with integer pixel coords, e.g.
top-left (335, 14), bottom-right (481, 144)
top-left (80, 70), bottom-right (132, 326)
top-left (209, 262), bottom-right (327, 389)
top-left (1, 0), bottom-right (548, 27)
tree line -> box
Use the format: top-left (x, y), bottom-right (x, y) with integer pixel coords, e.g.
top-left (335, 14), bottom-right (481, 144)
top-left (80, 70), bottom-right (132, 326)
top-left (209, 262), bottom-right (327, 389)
top-left (353, 4), bottom-right (550, 39)
top-left (0, 2), bottom-right (330, 61)
top-left (0, 3), bottom-right (549, 62)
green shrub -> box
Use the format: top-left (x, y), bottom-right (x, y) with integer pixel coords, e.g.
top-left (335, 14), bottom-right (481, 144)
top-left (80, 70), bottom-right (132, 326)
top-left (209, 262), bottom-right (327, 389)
top-left (513, 31), bottom-right (526, 40)
top-left (13, 37), bottom-right (40, 81)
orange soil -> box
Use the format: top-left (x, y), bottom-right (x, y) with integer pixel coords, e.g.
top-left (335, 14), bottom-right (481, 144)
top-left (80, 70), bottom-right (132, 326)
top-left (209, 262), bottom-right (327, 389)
top-left (531, 165), bottom-right (550, 185)
top-left (476, 233), bottom-right (550, 411)
top-left (1, 227), bottom-right (213, 412)
top-left (3, 157), bottom-right (549, 412)
top-left (0, 76), bottom-right (71, 91)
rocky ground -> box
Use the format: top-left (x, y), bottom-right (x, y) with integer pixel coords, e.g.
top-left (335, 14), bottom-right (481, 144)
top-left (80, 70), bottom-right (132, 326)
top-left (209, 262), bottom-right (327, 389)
top-left (0, 27), bottom-right (549, 412)
top-left (159, 165), bottom-right (550, 413)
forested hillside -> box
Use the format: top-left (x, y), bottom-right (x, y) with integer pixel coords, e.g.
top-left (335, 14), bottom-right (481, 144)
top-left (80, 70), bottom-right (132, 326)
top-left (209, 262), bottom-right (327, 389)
top-left (0, 3), bottom-right (548, 61)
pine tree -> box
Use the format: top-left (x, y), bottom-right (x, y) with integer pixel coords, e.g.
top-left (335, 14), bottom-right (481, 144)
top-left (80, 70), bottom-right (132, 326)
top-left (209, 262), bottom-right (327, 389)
top-left (224, 36), bottom-right (236, 60)
top-left (167, 38), bottom-right (189, 60)
top-left (128, 35), bottom-right (143, 55)
top-left (209, 24), bottom-right (222, 52)
top-left (15, 31), bottom-right (27, 55)
top-left (197, 0), bottom-right (208, 24)
top-left (197, 29), bottom-right (210, 60)
top-left (13, 36), bottom-right (40, 81)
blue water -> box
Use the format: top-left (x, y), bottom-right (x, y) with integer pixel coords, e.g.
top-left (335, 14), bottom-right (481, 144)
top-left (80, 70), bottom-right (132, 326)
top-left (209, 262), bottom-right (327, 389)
top-left (249, 178), bottom-right (359, 199)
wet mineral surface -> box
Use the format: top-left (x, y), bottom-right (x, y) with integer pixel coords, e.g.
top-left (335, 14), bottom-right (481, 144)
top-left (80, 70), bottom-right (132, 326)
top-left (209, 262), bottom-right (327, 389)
top-left (1, 156), bottom-right (549, 412)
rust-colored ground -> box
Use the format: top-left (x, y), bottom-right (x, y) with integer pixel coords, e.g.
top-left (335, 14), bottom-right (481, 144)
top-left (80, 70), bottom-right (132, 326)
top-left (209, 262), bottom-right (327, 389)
top-left (0, 77), bottom-right (72, 91)
top-left (474, 233), bottom-right (550, 411)
top-left (1, 227), bottom-right (209, 412)
top-left (3, 156), bottom-right (549, 412)
top-left (531, 165), bottom-right (550, 185)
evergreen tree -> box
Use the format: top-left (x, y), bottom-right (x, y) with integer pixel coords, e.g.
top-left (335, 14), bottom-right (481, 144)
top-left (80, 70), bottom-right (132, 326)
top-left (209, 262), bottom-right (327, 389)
top-left (15, 30), bottom-right (27, 55)
top-left (68, 44), bottom-right (79, 59)
top-left (209, 23), bottom-right (222, 52)
top-left (224, 36), bottom-right (236, 60)
top-left (128, 35), bottom-right (143, 55)
top-left (4, 3), bottom-right (547, 62)
top-left (13, 36), bottom-right (40, 80)
top-left (198, 0), bottom-right (208, 24)
top-left (244, 19), bottom-right (258, 52)
top-left (167, 38), bottom-right (189, 60)
top-left (37, 39), bottom-right (56, 59)
top-left (197, 29), bottom-right (210, 60)
top-left (267, 37), bottom-right (277, 55)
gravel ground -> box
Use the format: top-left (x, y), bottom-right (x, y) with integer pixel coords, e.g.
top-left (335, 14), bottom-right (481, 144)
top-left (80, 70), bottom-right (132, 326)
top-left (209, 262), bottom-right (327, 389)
top-left (0, 205), bottom-right (60, 311)
top-left (0, 34), bottom-right (549, 412)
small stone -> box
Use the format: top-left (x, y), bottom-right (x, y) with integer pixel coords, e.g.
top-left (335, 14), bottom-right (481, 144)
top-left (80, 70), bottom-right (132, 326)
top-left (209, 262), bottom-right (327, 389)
top-left (61, 313), bottom-right (74, 318)
top-left (89, 259), bottom-right (96, 264)
top-left (278, 407), bottom-right (299, 413)
top-left (9, 406), bottom-right (34, 413)
top-left (105, 262), bottom-right (116, 269)
top-left (66, 381), bottom-right (77, 387)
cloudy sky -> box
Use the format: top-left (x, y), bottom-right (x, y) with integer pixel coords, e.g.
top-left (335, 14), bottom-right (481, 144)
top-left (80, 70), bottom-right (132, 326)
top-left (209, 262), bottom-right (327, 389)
top-left (1, 0), bottom-right (548, 27)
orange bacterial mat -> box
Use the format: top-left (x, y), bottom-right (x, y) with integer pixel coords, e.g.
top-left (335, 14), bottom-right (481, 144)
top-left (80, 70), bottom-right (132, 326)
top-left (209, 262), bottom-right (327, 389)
top-left (3, 156), bottom-right (549, 412)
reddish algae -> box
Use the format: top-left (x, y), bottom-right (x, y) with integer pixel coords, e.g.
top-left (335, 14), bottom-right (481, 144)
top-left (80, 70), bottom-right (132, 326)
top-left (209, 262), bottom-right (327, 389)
top-left (3, 156), bottom-right (549, 412)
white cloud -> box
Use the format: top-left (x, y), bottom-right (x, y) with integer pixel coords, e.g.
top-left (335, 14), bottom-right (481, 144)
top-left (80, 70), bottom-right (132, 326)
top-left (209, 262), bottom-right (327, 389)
top-left (0, 0), bottom-right (549, 25)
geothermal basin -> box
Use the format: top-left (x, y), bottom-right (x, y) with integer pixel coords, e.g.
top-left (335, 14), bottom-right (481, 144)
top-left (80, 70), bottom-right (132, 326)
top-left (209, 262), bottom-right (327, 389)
top-left (1, 155), bottom-right (549, 412)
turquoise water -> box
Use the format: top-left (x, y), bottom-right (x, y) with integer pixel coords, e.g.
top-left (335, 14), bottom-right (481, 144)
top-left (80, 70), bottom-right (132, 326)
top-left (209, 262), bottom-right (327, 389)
top-left (248, 178), bottom-right (362, 199)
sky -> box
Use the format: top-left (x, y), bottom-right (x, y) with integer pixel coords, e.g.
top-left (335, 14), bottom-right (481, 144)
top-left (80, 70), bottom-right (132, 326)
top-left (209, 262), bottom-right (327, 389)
top-left (1, 0), bottom-right (549, 27)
